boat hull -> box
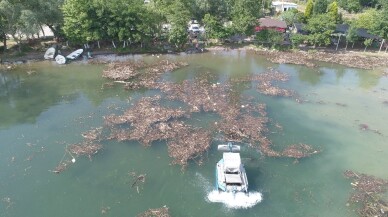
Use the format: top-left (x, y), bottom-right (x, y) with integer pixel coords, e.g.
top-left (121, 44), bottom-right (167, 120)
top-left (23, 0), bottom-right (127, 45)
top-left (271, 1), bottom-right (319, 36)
top-left (55, 55), bottom-right (66, 65)
top-left (216, 159), bottom-right (248, 193)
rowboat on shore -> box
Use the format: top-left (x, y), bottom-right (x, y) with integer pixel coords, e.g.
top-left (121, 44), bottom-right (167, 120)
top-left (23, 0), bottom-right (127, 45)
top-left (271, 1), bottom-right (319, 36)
top-left (55, 55), bottom-right (66, 65)
top-left (66, 49), bottom-right (83, 60)
top-left (44, 47), bottom-right (56, 59)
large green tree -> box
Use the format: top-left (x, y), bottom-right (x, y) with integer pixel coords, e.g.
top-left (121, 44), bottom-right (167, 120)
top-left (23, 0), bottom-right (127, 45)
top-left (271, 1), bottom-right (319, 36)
top-left (203, 13), bottom-right (230, 40)
top-left (0, 0), bottom-right (25, 51)
top-left (304, 0), bottom-right (313, 20)
top-left (280, 8), bottom-right (304, 26)
top-left (230, 0), bottom-right (261, 35)
top-left (338, 0), bottom-right (361, 13)
top-left (167, 0), bottom-right (190, 49)
top-left (62, 0), bottom-right (97, 43)
top-left (327, 1), bottom-right (340, 23)
top-left (23, 0), bottom-right (65, 38)
top-left (313, 0), bottom-right (328, 15)
top-left (304, 14), bottom-right (336, 46)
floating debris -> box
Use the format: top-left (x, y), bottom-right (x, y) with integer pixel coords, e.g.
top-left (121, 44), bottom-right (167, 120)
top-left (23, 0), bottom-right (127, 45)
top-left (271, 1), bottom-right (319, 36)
top-left (231, 69), bottom-right (296, 98)
top-left (344, 170), bottom-right (388, 217)
top-left (81, 127), bottom-right (103, 141)
top-left (105, 96), bottom-right (188, 145)
top-left (67, 143), bottom-right (102, 159)
top-left (137, 207), bottom-right (170, 217)
top-left (359, 123), bottom-right (369, 131)
top-left (358, 123), bottom-right (382, 135)
top-left (281, 143), bottom-right (320, 159)
top-left (50, 160), bottom-right (71, 174)
top-left (102, 60), bottom-right (188, 90)
top-left (167, 128), bottom-right (212, 167)
top-left (102, 61), bottom-right (145, 80)
top-left (101, 206), bottom-right (111, 215)
top-left (1, 197), bottom-right (13, 209)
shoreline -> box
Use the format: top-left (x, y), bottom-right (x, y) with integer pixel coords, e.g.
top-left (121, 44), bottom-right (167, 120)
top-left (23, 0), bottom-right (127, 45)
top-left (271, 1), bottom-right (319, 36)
top-left (1, 44), bottom-right (388, 70)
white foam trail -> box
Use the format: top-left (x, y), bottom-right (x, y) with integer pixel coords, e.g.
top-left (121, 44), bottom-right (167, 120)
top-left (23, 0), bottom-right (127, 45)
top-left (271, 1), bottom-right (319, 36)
top-left (207, 190), bottom-right (263, 209)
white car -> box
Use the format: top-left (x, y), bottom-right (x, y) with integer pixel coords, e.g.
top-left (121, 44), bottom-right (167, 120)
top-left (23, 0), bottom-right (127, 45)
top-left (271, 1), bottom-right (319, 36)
top-left (188, 24), bottom-right (201, 34)
top-left (190, 26), bottom-right (200, 34)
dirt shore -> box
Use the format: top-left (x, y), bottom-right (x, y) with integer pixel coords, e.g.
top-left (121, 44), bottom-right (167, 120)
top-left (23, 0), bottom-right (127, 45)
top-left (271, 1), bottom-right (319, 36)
top-left (2, 44), bottom-right (388, 70)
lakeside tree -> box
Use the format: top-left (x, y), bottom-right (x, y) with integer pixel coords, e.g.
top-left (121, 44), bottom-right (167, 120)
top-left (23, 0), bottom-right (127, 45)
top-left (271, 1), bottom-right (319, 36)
top-left (313, 0), bottom-right (328, 15)
top-left (230, 0), bottom-right (261, 35)
top-left (167, 0), bottom-right (190, 49)
top-left (304, 14), bottom-right (336, 46)
top-left (345, 25), bottom-right (358, 50)
top-left (0, 0), bottom-right (25, 52)
top-left (290, 33), bottom-right (306, 48)
top-left (363, 38), bottom-right (373, 52)
top-left (280, 8), bottom-right (304, 26)
top-left (338, 0), bottom-right (361, 13)
top-left (62, 0), bottom-right (97, 44)
top-left (203, 13), bottom-right (230, 41)
top-left (23, 0), bottom-right (65, 39)
top-left (255, 29), bottom-right (283, 47)
top-left (304, 0), bottom-right (313, 20)
top-left (0, 7), bottom-right (6, 50)
top-left (327, 1), bottom-right (340, 23)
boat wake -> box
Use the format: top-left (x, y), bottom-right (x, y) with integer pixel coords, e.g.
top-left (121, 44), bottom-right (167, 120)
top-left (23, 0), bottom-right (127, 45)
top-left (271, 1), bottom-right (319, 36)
top-left (207, 190), bottom-right (263, 209)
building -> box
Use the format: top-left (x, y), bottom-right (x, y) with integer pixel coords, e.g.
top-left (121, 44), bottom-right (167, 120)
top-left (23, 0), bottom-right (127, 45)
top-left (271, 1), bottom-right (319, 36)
top-left (272, 1), bottom-right (298, 13)
top-left (255, 17), bottom-right (287, 33)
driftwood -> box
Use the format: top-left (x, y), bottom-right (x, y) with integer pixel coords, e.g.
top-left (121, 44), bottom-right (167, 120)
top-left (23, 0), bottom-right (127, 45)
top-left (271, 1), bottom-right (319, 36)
top-left (129, 172), bottom-right (146, 194)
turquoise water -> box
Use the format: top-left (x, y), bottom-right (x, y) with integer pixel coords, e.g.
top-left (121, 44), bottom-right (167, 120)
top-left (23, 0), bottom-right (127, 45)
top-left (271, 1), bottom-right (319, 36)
top-left (1, 51), bottom-right (387, 217)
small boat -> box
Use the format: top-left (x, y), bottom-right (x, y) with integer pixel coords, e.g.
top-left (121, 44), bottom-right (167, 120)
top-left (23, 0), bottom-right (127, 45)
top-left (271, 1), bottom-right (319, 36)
top-left (55, 55), bottom-right (66, 65)
top-left (66, 49), bottom-right (83, 60)
top-left (44, 47), bottom-right (56, 59)
top-left (216, 142), bottom-right (248, 193)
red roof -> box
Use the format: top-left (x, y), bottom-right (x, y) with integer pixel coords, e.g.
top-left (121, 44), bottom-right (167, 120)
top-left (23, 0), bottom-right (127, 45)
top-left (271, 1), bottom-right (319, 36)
top-left (258, 18), bottom-right (287, 29)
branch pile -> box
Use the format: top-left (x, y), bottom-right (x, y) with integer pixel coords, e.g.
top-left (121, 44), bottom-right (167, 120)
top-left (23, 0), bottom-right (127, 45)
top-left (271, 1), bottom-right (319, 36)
top-left (159, 80), bottom-right (235, 116)
top-left (67, 143), bottom-right (103, 158)
top-left (167, 128), bottom-right (212, 167)
top-left (51, 128), bottom-right (104, 174)
top-left (281, 143), bottom-right (320, 159)
top-left (344, 170), bottom-right (388, 217)
top-left (137, 207), bottom-right (170, 217)
top-left (102, 60), bottom-right (188, 90)
top-left (102, 61), bottom-right (145, 80)
top-left (105, 96), bottom-right (188, 145)
top-left (231, 69), bottom-right (296, 98)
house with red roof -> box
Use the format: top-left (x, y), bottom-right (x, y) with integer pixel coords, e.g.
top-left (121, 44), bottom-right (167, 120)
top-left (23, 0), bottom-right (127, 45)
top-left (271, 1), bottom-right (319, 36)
top-left (255, 17), bottom-right (287, 33)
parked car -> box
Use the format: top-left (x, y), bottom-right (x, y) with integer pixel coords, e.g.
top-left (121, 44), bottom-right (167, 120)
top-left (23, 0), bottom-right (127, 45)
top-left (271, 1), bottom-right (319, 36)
top-left (190, 26), bottom-right (200, 34)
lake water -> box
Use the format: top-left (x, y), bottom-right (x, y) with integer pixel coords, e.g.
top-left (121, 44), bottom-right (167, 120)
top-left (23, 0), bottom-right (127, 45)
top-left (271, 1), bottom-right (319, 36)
top-left (1, 50), bottom-right (387, 217)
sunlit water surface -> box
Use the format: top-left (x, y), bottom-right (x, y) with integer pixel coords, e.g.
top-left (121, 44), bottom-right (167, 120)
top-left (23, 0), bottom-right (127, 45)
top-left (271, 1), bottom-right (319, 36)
top-left (1, 50), bottom-right (387, 217)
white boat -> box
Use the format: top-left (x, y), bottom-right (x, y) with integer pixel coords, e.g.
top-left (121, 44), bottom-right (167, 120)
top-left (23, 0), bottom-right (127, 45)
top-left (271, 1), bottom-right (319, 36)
top-left (44, 47), bottom-right (56, 59)
top-left (55, 55), bottom-right (66, 65)
top-left (66, 49), bottom-right (83, 60)
top-left (216, 143), bottom-right (248, 193)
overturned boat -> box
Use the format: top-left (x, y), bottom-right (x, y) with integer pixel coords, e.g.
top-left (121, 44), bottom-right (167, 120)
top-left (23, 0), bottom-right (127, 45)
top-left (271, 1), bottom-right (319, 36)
top-left (44, 47), bottom-right (56, 60)
top-left (55, 55), bottom-right (66, 65)
top-left (216, 142), bottom-right (248, 193)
